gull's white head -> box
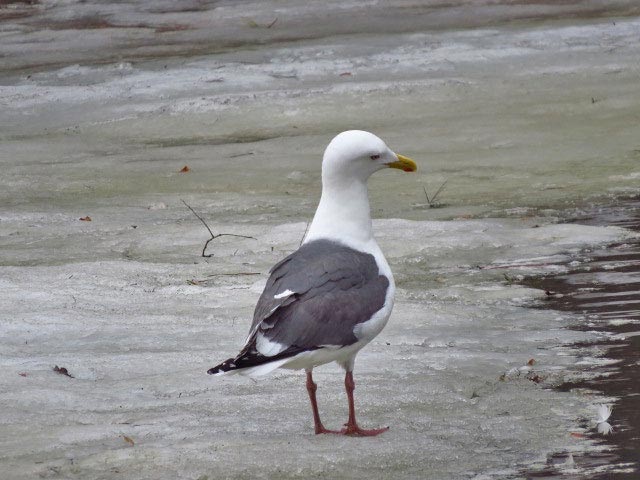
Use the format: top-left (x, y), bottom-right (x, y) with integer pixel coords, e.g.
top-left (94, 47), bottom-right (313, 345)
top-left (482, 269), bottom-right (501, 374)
top-left (304, 130), bottom-right (417, 246)
top-left (322, 130), bottom-right (417, 185)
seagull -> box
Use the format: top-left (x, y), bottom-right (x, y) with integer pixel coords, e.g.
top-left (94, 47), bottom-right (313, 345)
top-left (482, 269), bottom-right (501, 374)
top-left (208, 130), bottom-right (417, 436)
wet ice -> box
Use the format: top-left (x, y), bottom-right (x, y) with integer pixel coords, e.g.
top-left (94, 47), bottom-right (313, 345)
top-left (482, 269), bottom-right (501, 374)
top-left (2, 1), bottom-right (640, 479)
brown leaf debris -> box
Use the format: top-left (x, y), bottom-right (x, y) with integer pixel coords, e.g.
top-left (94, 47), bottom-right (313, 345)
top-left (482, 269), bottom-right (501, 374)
top-left (53, 365), bottom-right (74, 378)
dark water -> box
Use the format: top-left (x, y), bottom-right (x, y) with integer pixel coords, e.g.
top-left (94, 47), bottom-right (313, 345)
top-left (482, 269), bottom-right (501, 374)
top-left (522, 196), bottom-right (640, 478)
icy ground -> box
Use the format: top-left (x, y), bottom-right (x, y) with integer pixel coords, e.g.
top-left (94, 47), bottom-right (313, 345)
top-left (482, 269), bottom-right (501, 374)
top-left (1, 218), bottom-right (637, 479)
top-left (1, 1), bottom-right (640, 479)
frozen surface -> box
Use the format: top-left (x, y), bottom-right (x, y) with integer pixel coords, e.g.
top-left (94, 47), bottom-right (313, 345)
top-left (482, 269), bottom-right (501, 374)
top-left (2, 1), bottom-right (640, 222)
top-left (1, 218), bottom-right (637, 480)
top-left (2, 1), bottom-right (640, 479)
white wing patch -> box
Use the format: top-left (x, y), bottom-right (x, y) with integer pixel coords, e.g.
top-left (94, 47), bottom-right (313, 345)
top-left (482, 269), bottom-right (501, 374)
top-left (238, 358), bottom-right (290, 377)
top-left (274, 289), bottom-right (295, 299)
top-left (243, 296), bottom-right (294, 344)
top-left (256, 333), bottom-right (288, 357)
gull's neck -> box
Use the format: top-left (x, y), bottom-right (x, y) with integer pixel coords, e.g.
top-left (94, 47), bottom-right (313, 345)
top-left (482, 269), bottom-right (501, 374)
top-left (304, 175), bottom-right (374, 247)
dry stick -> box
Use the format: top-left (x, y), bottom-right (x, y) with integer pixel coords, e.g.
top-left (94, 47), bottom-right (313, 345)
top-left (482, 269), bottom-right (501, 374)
top-left (206, 272), bottom-right (260, 277)
top-left (431, 179), bottom-right (448, 203)
top-left (299, 220), bottom-right (310, 247)
top-left (181, 199), bottom-right (256, 257)
top-left (423, 179), bottom-right (448, 207)
top-left (228, 152), bottom-right (254, 158)
top-left (422, 186), bottom-right (432, 205)
top-left (189, 272), bottom-right (260, 284)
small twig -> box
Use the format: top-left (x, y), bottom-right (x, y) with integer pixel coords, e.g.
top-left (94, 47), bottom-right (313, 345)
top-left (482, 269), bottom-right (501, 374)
top-left (267, 17), bottom-right (278, 28)
top-left (202, 235), bottom-right (256, 258)
top-left (431, 179), bottom-right (447, 202)
top-left (181, 199), bottom-right (214, 237)
top-left (423, 179), bottom-right (448, 207)
top-left (181, 199), bottom-right (256, 257)
top-left (205, 272), bottom-right (260, 277)
top-left (422, 186), bottom-right (431, 205)
top-left (299, 220), bottom-right (310, 247)
top-left (189, 273), bottom-right (260, 285)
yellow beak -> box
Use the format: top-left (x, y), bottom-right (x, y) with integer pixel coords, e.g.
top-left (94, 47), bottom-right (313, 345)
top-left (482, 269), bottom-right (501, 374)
top-left (387, 153), bottom-right (417, 172)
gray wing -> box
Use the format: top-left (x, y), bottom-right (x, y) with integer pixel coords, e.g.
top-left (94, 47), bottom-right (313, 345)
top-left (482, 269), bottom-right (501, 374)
top-left (248, 239), bottom-right (389, 353)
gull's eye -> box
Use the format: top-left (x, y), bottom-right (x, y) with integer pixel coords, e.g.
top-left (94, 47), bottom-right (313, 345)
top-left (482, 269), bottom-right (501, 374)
top-left (370, 154), bottom-right (380, 160)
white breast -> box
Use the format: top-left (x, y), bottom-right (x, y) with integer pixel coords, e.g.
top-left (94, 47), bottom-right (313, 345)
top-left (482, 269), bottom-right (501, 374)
top-left (352, 240), bottom-right (396, 341)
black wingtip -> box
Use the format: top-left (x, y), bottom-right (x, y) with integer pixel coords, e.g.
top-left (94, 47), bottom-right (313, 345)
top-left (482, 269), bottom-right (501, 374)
top-left (208, 345), bottom-right (305, 376)
top-left (207, 358), bottom-right (237, 375)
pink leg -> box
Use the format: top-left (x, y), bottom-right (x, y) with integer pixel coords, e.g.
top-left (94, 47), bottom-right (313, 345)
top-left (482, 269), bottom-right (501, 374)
top-left (306, 371), bottom-right (340, 435)
top-left (340, 371), bottom-right (389, 437)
